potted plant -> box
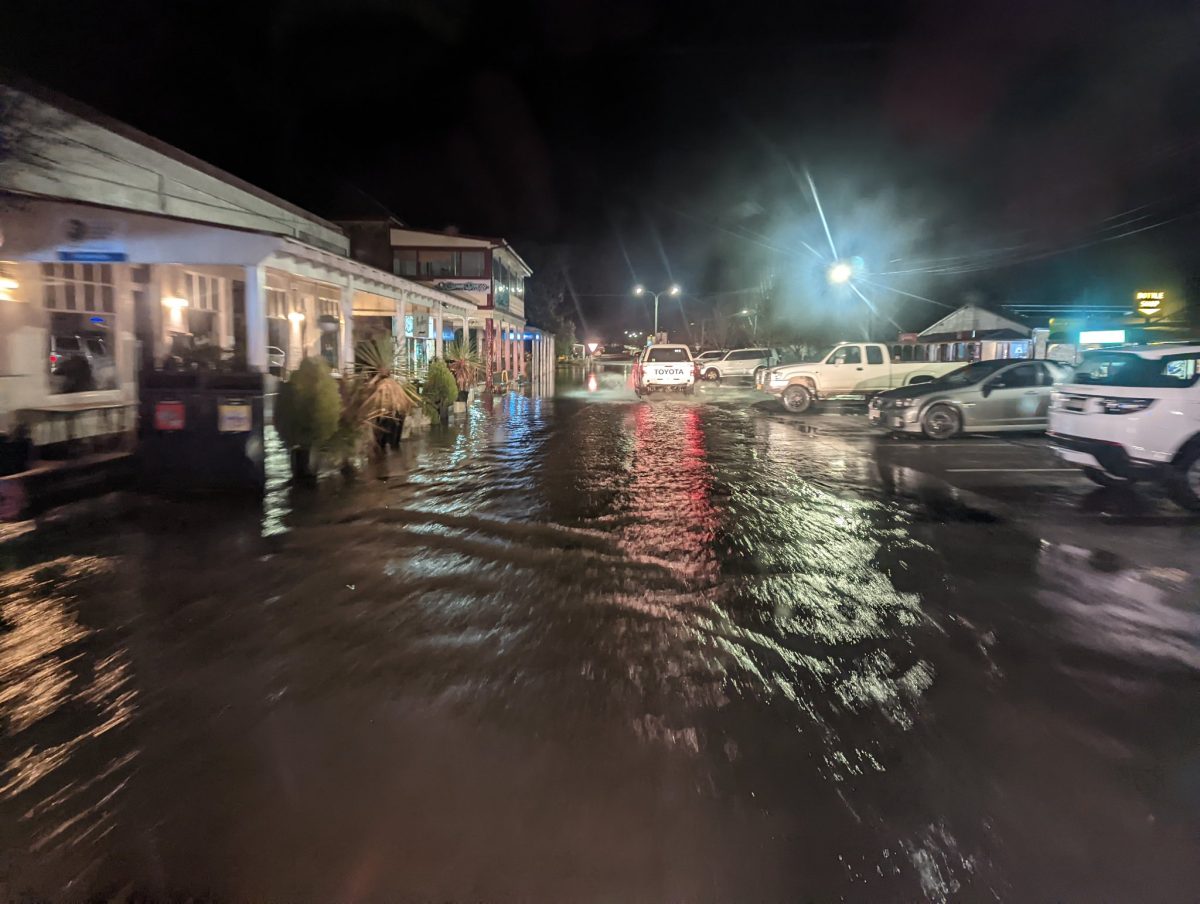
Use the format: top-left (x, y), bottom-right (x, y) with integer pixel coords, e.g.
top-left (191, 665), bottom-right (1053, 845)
top-left (422, 358), bottom-right (459, 425)
top-left (444, 338), bottom-right (482, 406)
top-left (274, 356), bottom-right (340, 481)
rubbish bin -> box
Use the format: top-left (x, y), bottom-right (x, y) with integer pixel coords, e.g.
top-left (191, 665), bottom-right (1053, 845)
top-left (138, 371), bottom-right (267, 493)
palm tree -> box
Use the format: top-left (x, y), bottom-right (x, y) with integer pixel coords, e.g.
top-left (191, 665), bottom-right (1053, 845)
top-left (444, 338), bottom-right (483, 398)
top-left (334, 336), bottom-right (421, 461)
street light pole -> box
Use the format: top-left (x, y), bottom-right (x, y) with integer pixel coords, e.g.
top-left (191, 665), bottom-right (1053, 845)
top-left (633, 284), bottom-right (681, 338)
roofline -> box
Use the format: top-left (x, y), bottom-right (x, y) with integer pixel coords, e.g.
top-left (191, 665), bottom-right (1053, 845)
top-left (382, 224), bottom-right (533, 274)
top-left (0, 72), bottom-right (345, 236)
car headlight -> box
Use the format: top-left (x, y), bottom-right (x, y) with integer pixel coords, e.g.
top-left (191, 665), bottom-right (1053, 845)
top-left (1100, 397), bottom-right (1155, 415)
top-left (892, 397), bottom-right (918, 408)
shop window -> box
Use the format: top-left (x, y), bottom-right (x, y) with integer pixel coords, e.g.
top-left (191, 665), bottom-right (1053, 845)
top-left (42, 263), bottom-right (116, 313)
top-left (42, 266), bottom-right (119, 394)
top-left (317, 296), bottom-right (340, 368)
top-left (419, 250), bottom-right (456, 277)
top-left (47, 311), bottom-right (118, 394)
top-left (394, 249), bottom-right (418, 277)
top-left (459, 250), bottom-right (486, 277)
top-left (185, 272), bottom-right (221, 312)
top-left (265, 288), bottom-right (288, 319)
top-left (404, 249), bottom-right (488, 278)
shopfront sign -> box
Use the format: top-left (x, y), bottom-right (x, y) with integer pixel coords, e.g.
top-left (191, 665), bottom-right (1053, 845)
top-left (57, 217), bottom-right (127, 262)
top-left (154, 400), bottom-right (186, 431)
top-left (432, 280), bottom-right (490, 294)
top-left (218, 401), bottom-right (252, 433)
top-left (1079, 330), bottom-right (1126, 345)
top-left (1135, 291), bottom-right (1164, 317)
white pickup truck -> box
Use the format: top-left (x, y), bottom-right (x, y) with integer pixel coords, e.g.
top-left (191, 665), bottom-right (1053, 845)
top-left (757, 342), bottom-right (959, 413)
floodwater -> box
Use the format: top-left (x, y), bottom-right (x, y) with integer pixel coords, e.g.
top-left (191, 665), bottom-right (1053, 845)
top-left (2, 367), bottom-right (1199, 902)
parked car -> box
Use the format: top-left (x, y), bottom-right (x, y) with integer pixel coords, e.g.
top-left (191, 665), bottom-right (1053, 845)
top-left (758, 342), bottom-right (958, 413)
top-left (267, 346), bottom-right (287, 376)
top-left (1048, 345), bottom-right (1200, 509)
top-left (870, 358), bottom-right (1073, 439)
top-left (633, 344), bottom-right (696, 395)
top-left (699, 347), bottom-right (778, 382)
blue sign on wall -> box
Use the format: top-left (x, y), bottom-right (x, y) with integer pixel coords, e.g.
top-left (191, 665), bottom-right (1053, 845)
top-left (57, 250), bottom-right (128, 262)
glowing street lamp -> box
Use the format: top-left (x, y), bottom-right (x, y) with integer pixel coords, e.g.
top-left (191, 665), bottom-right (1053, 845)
top-left (633, 284), bottom-right (681, 335)
top-left (828, 261), bottom-right (854, 284)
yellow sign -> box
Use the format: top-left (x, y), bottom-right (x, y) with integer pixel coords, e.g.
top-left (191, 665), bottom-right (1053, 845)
top-left (1135, 291), bottom-right (1164, 316)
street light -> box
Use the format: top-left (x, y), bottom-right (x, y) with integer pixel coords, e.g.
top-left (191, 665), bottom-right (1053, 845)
top-left (828, 261), bottom-right (854, 284)
top-left (633, 284), bottom-right (681, 336)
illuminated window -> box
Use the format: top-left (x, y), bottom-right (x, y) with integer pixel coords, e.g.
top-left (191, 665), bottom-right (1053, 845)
top-left (42, 263), bottom-right (115, 313)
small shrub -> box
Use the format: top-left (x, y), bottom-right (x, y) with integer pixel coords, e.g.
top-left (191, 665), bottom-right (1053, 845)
top-left (422, 358), bottom-right (459, 420)
top-left (275, 357), bottom-right (340, 451)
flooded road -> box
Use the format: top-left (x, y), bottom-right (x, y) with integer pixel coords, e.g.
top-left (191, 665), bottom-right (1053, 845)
top-left (3, 370), bottom-right (1200, 902)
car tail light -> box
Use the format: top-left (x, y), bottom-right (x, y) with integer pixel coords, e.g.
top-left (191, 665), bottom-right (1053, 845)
top-left (49, 353), bottom-right (60, 366)
top-left (1100, 397), bottom-right (1155, 415)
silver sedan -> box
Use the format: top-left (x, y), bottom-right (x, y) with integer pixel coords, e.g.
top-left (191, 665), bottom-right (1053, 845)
top-left (869, 359), bottom-right (1074, 439)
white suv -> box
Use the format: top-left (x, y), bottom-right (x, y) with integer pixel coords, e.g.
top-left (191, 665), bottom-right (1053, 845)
top-left (1048, 345), bottom-right (1200, 509)
top-left (698, 347), bottom-right (778, 382)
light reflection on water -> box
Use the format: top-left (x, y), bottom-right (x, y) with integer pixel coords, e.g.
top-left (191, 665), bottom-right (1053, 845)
top-left (0, 557), bottom-right (139, 892)
top-left (0, 384), bottom-right (1197, 901)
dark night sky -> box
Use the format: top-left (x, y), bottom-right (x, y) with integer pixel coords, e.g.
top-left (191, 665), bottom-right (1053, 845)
top-left (5, 0), bottom-right (1200, 338)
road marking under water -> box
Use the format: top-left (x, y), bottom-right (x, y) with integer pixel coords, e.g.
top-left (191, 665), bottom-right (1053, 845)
top-left (880, 442), bottom-right (1022, 448)
top-left (945, 467), bottom-right (1078, 473)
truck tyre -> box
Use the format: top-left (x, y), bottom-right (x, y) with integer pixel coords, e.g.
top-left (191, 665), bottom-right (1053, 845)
top-left (1082, 466), bottom-right (1137, 488)
top-left (703, 368), bottom-right (720, 382)
top-left (921, 403), bottom-right (961, 440)
top-left (781, 384), bottom-right (812, 414)
top-left (1166, 446), bottom-right (1200, 511)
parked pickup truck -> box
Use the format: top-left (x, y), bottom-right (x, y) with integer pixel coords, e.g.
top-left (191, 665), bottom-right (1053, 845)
top-left (756, 342), bottom-right (959, 413)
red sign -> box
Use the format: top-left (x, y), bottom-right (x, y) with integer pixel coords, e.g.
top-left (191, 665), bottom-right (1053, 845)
top-left (154, 400), bottom-right (186, 431)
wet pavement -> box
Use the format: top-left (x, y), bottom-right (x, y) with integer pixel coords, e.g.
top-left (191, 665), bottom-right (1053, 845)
top-left (2, 367), bottom-right (1200, 902)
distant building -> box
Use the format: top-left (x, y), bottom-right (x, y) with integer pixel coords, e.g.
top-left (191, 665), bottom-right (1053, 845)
top-left (338, 218), bottom-right (537, 380)
top-left (893, 305), bottom-right (1034, 363)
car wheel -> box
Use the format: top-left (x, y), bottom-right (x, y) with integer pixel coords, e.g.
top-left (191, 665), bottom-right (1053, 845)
top-left (703, 368), bottom-right (720, 382)
top-left (921, 403), bottom-right (961, 440)
top-left (781, 384), bottom-right (812, 414)
top-left (1082, 466), bottom-right (1137, 488)
top-left (1166, 446), bottom-right (1200, 511)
